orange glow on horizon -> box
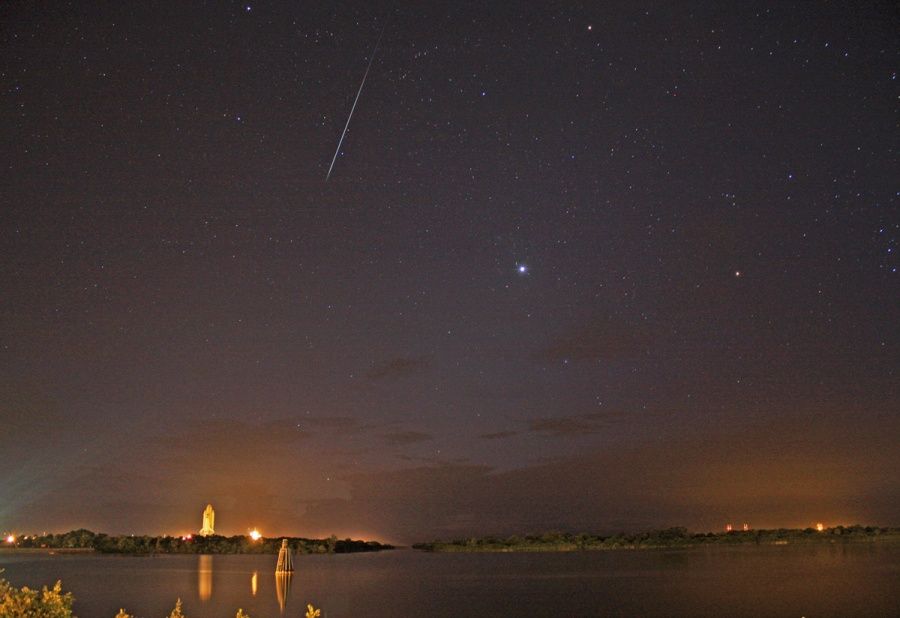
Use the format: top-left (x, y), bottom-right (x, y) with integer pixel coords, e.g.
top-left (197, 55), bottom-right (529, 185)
top-left (5, 535), bottom-right (15, 544)
top-left (249, 528), bottom-right (262, 541)
top-left (816, 522), bottom-right (825, 532)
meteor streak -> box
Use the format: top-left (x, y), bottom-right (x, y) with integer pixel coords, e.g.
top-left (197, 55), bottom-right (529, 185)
top-left (326, 26), bottom-right (385, 182)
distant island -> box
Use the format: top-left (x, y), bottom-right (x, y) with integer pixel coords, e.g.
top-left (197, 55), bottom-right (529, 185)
top-left (412, 525), bottom-right (900, 553)
top-left (5, 529), bottom-right (393, 555)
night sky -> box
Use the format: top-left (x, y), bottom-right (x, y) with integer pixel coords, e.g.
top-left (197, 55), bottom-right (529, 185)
top-left (2, 1), bottom-right (898, 544)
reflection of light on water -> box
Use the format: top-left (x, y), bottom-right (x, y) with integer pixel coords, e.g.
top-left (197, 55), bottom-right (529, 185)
top-left (275, 571), bottom-right (292, 614)
top-left (198, 555), bottom-right (213, 601)
top-left (251, 571), bottom-right (258, 596)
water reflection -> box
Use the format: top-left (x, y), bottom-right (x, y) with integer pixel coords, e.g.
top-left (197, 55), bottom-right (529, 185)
top-left (275, 571), bottom-right (292, 613)
top-left (197, 555), bottom-right (213, 601)
top-left (5, 546), bottom-right (898, 617)
top-left (250, 571), bottom-right (258, 596)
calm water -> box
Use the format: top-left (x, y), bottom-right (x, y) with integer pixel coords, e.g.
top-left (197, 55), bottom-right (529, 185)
top-left (1, 543), bottom-right (898, 617)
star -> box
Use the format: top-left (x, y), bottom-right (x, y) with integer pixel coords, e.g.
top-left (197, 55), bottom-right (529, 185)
top-left (517, 264), bottom-right (529, 275)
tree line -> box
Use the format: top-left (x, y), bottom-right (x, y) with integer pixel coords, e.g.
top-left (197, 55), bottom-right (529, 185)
top-left (9, 529), bottom-right (392, 555)
top-left (412, 525), bottom-right (899, 552)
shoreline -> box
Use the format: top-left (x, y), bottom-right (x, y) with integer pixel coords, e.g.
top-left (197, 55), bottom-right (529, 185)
top-left (3, 529), bottom-right (393, 556)
top-left (412, 526), bottom-right (900, 553)
top-left (413, 537), bottom-right (900, 553)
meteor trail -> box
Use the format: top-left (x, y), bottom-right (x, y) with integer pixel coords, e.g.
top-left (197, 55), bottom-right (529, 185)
top-left (326, 26), bottom-right (385, 182)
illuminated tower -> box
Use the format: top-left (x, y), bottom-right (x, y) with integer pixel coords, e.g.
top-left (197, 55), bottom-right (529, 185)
top-left (199, 504), bottom-right (215, 536)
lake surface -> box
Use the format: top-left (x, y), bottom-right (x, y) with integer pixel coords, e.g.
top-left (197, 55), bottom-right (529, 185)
top-left (2, 543), bottom-right (898, 617)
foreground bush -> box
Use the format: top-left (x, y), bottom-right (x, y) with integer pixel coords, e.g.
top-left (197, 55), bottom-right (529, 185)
top-left (0, 578), bottom-right (73, 617)
top-left (0, 577), bottom-right (320, 618)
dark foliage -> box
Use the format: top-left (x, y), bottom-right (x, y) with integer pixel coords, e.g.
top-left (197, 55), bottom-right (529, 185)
top-left (11, 529), bottom-right (393, 555)
top-left (412, 526), bottom-right (900, 552)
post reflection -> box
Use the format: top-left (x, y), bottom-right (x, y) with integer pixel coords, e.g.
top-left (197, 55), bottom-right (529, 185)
top-left (275, 571), bottom-right (292, 614)
top-left (251, 571), bottom-right (258, 596)
top-left (198, 555), bottom-right (213, 601)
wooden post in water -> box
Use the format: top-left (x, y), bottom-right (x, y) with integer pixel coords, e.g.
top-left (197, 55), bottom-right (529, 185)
top-left (275, 539), bottom-right (294, 613)
top-left (275, 539), bottom-right (294, 572)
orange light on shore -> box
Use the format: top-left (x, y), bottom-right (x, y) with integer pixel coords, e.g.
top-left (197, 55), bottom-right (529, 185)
top-left (5, 535), bottom-right (15, 544)
top-left (249, 529), bottom-right (261, 541)
top-left (816, 522), bottom-right (825, 532)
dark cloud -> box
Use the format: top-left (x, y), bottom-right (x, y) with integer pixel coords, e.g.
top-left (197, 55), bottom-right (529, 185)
top-left (155, 418), bottom-right (311, 473)
top-left (526, 416), bottom-right (602, 436)
top-left (524, 409), bottom-right (634, 437)
top-left (367, 356), bottom-right (431, 380)
top-left (303, 415), bottom-right (369, 435)
top-left (479, 431), bottom-right (520, 440)
top-left (581, 410), bottom-right (631, 422)
top-left (534, 316), bottom-right (656, 363)
top-left (476, 410), bottom-right (648, 440)
top-left (383, 430), bottom-right (434, 446)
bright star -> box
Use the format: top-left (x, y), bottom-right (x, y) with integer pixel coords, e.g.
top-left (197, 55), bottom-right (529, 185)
top-left (517, 264), bottom-right (529, 275)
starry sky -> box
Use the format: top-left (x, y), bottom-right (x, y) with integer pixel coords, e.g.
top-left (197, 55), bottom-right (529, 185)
top-left (1, 1), bottom-right (898, 543)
